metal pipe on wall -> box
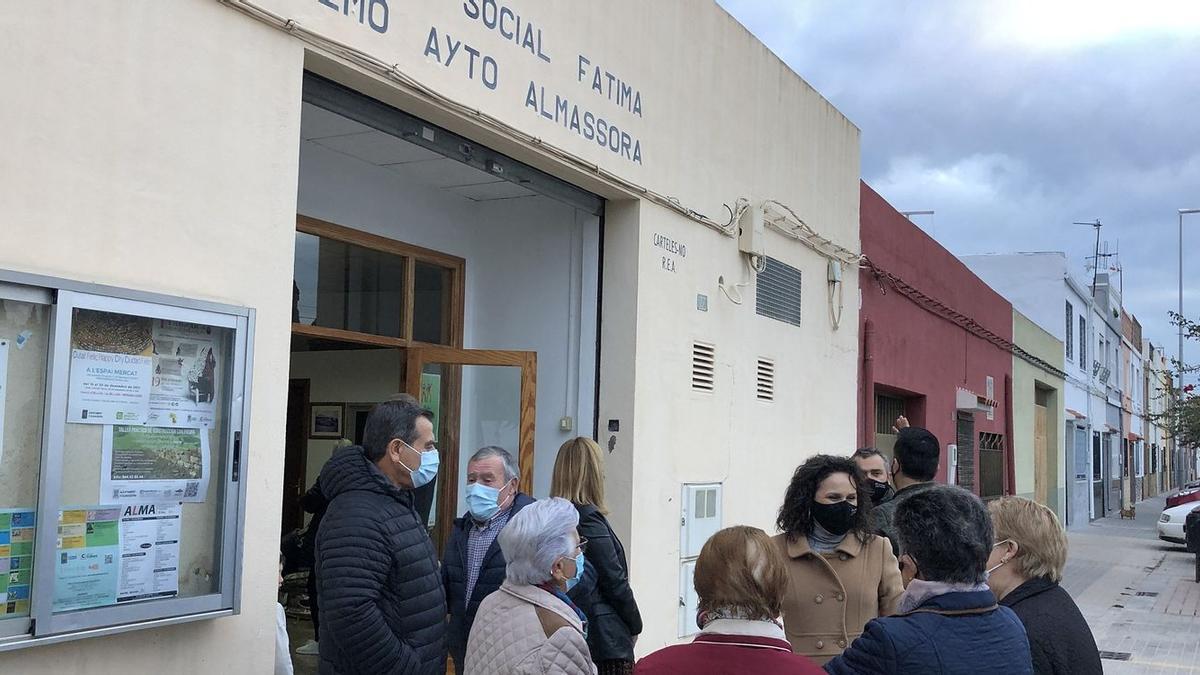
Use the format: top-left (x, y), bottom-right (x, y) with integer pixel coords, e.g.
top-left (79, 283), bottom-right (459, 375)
top-left (862, 318), bottom-right (876, 448)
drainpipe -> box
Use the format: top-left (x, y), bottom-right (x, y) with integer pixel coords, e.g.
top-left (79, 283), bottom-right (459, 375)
top-left (1005, 374), bottom-right (1016, 495)
top-left (863, 319), bottom-right (876, 448)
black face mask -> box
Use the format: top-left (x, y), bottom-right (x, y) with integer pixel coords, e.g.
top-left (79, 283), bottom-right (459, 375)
top-left (868, 479), bottom-right (891, 505)
top-left (812, 500), bottom-right (857, 536)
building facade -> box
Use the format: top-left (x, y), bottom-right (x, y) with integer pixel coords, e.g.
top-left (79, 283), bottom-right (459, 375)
top-left (1011, 310), bottom-right (1067, 520)
top-left (859, 184), bottom-right (1012, 498)
top-left (0, 1), bottom-right (863, 668)
top-left (961, 252), bottom-right (1108, 527)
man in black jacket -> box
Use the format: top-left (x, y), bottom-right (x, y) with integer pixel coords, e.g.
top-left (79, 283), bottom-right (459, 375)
top-left (441, 446), bottom-right (534, 672)
top-left (873, 418), bottom-right (941, 556)
top-left (315, 399), bottom-right (446, 674)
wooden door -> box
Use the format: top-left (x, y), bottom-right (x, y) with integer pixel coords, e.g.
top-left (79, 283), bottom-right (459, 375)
top-left (405, 347), bottom-right (537, 554)
top-left (1034, 403), bottom-right (1048, 506)
top-left (282, 378), bottom-right (311, 534)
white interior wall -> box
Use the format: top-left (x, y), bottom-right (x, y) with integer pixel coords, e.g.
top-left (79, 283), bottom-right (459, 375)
top-left (295, 137), bottom-right (599, 512)
top-left (289, 349), bottom-right (403, 495)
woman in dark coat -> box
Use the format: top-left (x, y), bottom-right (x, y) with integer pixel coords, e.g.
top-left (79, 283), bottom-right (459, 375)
top-left (553, 437), bottom-right (642, 675)
top-left (986, 497), bottom-right (1103, 675)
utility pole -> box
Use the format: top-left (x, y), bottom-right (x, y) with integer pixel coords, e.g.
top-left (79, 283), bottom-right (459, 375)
top-left (1075, 220), bottom-right (1102, 518)
top-left (1179, 209), bottom-right (1200, 488)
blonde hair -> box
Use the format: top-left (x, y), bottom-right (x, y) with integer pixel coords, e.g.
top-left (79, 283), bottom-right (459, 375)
top-left (550, 437), bottom-right (608, 514)
top-left (694, 526), bottom-right (789, 621)
top-left (988, 496), bottom-right (1068, 583)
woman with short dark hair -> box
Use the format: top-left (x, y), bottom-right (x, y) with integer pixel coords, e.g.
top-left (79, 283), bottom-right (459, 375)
top-left (825, 485), bottom-right (1033, 675)
top-left (771, 454), bottom-right (903, 664)
top-left (635, 526), bottom-right (823, 674)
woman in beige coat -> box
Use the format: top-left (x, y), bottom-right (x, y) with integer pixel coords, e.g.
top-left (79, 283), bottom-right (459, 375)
top-left (772, 454), bottom-right (904, 665)
top-left (465, 497), bottom-right (596, 675)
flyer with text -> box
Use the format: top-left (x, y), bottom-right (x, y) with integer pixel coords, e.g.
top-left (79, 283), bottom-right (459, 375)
top-left (101, 426), bottom-right (210, 503)
top-left (67, 349), bottom-right (152, 425)
top-left (54, 507), bottom-right (121, 612)
top-left (0, 508), bottom-right (36, 618)
top-left (117, 503), bottom-right (180, 604)
top-left (147, 320), bottom-right (219, 429)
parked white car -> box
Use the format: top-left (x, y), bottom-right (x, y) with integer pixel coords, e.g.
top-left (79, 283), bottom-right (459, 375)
top-left (1157, 502), bottom-right (1200, 544)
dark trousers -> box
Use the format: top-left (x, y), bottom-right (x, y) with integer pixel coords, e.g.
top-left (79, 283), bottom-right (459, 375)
top-left (307, 565), bottom-right (320, 638)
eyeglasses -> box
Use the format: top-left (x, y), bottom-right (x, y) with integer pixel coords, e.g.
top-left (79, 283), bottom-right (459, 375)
top-left (576, 538), bottom-right (589, 554)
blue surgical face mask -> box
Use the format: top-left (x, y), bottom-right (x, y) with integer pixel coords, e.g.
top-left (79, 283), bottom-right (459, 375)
top-left (466, 481), bottom-right (512, 521)
top-left (399, 440), bottom-right (440, 489)
top-left (564, 551), bottom-right (585, 592)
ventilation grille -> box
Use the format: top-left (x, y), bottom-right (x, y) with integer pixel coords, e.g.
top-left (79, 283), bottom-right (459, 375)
top-left (756, 256), bottom-right (802, 327)
top-left (756, 359), bottom-right (775, 401)
top-left (692, 342), bottom-right (715, 392)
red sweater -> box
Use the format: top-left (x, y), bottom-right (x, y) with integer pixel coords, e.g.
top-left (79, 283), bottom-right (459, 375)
top-left (636, 633), bottom-right (825, 674)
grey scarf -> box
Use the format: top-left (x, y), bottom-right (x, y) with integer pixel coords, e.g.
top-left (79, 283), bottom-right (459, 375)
top-left (806, 522), bottom-right (846, 553)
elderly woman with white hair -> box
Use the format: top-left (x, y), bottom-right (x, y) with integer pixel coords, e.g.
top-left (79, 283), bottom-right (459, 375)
top-left (465, 497), bottom-right (596, 675)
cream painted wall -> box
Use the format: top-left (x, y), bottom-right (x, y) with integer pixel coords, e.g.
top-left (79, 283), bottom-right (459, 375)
top-left (232, 0), bottom-right (861, 248)
top-left (0, 2), bottom-right (301, 672)
top-left (1012, 312), bottom-right (1067, 519)
top-left (625, 203), bottom-right (860, 651)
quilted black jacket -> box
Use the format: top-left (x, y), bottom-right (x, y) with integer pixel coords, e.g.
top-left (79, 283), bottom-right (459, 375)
top-left (441, 492), bottom-right (535, 666)
top-left (568, 504), bottom-right (642, 663)
top-left (315, 445), bottom-right (447, 674)
top-left (1000, 577), bottom-right (1102, 675)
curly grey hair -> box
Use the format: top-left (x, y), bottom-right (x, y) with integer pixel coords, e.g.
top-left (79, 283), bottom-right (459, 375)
top-left (499, 497), bottom-right (579, 586)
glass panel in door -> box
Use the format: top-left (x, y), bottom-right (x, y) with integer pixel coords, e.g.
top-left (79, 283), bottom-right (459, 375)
top-left (405, 349), bottom-right (535, 554)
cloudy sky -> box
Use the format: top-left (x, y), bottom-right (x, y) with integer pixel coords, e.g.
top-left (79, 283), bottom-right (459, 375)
top-left (718, 0), bottom-right (1200, 369)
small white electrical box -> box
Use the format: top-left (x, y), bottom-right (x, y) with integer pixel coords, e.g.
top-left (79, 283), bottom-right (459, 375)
top-left (680, 483), bottom-right (722, 559)
top-left (738, 204), bottom-right (765, 257)
top-left (827, 259), bottom-right (842, 283)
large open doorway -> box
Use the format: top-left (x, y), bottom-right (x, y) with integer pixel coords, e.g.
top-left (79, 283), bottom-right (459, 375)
top-left (279, 73), bottom-right (604, 669)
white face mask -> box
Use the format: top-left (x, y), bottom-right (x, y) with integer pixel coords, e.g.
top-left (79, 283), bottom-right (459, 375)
top-left (985, 539), bottom-right (1014, 577)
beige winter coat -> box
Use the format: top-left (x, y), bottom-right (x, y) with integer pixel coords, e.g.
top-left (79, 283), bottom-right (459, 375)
top-left (772, 532), bottom-right (904, 665)
top-left (464, 580), bottom-right (596, 675)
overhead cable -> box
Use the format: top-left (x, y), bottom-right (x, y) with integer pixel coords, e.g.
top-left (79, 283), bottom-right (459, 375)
top-left (861, 256), bottom-right (1068, 380)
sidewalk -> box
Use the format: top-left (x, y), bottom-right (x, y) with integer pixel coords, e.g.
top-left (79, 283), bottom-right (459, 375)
top-left (1064, 495), bottom-right (1200, 674)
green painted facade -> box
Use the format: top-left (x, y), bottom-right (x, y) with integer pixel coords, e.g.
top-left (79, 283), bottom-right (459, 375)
top-left (1012, 310), bottom-right (1067, 519)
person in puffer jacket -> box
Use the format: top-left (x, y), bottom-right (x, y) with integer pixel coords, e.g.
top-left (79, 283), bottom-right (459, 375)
top-left (823, 485), bottom-right (1032, 675)
top-left (465, 497), bottom-right (596, 675)
top-left (315, 399), bottom-right (447, 674)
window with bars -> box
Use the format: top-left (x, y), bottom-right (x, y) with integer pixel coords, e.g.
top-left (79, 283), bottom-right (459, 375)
top-left (875, 394), bottom-right (906, 434)
top-left (1065, 301), bottom-right (1074, 360)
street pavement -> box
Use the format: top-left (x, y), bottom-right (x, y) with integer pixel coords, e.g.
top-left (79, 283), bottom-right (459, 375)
top-left (283, 493), bottom-right (1199, 675)
top-left (1065, 494), bottom-right (1200, 674)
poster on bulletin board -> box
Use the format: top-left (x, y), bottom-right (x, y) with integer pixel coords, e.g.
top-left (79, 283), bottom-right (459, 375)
top-left (0, 508), bottom-right (36, 618)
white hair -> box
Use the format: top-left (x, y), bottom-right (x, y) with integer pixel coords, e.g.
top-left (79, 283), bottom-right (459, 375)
top-left (470, 446), bottom-right (518, 483)
top-left (499, 497), bottom-right (579, 586)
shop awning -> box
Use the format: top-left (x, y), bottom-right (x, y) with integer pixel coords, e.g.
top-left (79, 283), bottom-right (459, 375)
top-left (1065, 408), bottom-right (1087, 419)
top-left (1127, 432), bottom-right (1143, 442)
